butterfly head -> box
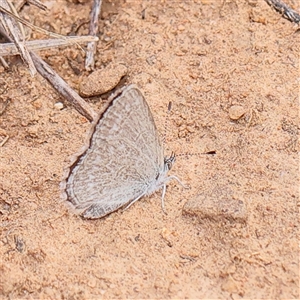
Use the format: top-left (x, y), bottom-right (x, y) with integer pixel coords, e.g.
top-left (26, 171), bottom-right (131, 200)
top-left (164, 152), bottom-right (176, 171)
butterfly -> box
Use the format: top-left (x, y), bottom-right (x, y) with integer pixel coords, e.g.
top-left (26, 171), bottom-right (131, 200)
top-left (60, 84), bottom-right (183, 219)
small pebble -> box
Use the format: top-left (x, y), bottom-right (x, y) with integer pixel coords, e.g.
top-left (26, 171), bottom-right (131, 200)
top-left (32, 100), bottom-right (42, 109)
top-left (221, 277), bottom-right (240, 294)
top-left (79, 63), bottom-right (127, 97)
top-left (228, 105), bottom-right (246, 120)
top-left (183, 186), bottom-right (247, 224)
top-left (54, 102), bottom-right (64, 110)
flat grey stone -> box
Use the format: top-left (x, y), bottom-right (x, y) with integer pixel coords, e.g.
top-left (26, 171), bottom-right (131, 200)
top-left (183, 186), bottom-right (247, 224)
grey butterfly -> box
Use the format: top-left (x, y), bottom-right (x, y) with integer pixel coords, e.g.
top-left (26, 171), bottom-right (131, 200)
top-left (60, 84), bottom-right (183, 219)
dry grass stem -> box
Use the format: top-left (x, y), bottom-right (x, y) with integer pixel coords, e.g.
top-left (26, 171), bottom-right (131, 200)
top-left (0, 0), bottom-right (36, 75)
top-left (264, 0), bottom-right (300, 23)
top-left (30, 51), bottom-right (98, 122)
top-left (0, 35), bottom-right (99, 56)
top-left (85, 0), bottom-right (102, 71)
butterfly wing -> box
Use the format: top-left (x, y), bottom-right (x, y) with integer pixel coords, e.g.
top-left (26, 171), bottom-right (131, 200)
top-left (61, 85), bottom-right (165, 218)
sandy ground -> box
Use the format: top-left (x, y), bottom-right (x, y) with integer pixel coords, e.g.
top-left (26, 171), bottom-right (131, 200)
top-left (0, 0), bottom-right (299, 298)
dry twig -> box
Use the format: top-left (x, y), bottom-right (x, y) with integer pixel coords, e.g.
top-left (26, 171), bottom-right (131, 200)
top-left (24, 0), bottom-right (47, 11)
top-left (30, 52), bottom-right (97, 122)
top-left (264, 0), bottom-right (300, 23)
top-left (0, 98), bottom-right (9, 115)
top-left (0, 135), bottom-right (9, 147)
top-left (0, 1), bottom-right (98, 121)
top-left (0, 35), bottom-right (98, 56)
top-left (0, 4), bottom-right (65, 39)
top-left (0, 55), bottom-right (9, 68)
top-left (85, 0), bottom-right (102, 70)
top-left (1, 27), bottom-right (98, 121)
top-left (0, 0), bottom-right (36, 75)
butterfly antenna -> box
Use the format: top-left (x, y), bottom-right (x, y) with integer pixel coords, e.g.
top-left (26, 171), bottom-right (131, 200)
top-left (162, 101), bottom-right (172, 145)
top-left (175, 151), bottom-right (216, 160)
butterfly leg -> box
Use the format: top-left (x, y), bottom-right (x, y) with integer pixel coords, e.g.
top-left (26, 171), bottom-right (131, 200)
top-left (161, 184), bottom-right (167, 214)
top-left (123, 192), bottom-right (146, 211)
top-left (160, 176), bottom-right (188, 214)
top-left (168, 175), bottom-right (189, 189)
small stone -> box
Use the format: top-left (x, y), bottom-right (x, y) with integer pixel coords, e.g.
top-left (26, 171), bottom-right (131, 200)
top-left (32, 100), bottom-right (42, 109)
top-left (146, 55), bottom-right (156, 65)
top-left (160, 227), bottom-right (174, 247)
top-left (228, 105), bottom-right (246, 120)
top-left (54, 102), bottom-right (64, 110)
top-left (79, 63), bottom-right (127, 97)
top-left (221, 277), bottom-right (240, 294)
top-left (183, 185), bottom-right (247, 224)
top-left (27, 126), bottom-right (39, 137)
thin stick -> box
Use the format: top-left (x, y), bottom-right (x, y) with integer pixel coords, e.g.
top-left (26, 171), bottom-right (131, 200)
top-left (30, 51), bottom-right (98, 122)
top-left (0, 98), bottom-right (9, 115)
top-left (1, 23), bottom-right (97, 122)
top-left (264, 0), bottom-right (300, 23)
top-left (26, 0), bottom-right (47, 11)
top-left (0, 23), bottom-right (10, 39)
top-left (15, 0), bottom-right (47, 11)
top-left (0, 135), bottom-right (9, 147)
top-left (0, 55), bottom-right (9, 68)
top-left (0, 5), bottom-right (65, 39)
top-left (85, 0), bottom-right (102, 71)
top-left (0, 35), bottom-right (98, 56)
top-left (0, 24), bottom-right (11, 67)
top-left (7, 0), bottom-right (25, 37)
top-left (0, 0), bottom-right (36, 75)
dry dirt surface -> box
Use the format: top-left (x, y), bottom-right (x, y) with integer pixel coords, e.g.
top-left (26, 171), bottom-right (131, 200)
top-left (0, 0), bottom-right (299, 299)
